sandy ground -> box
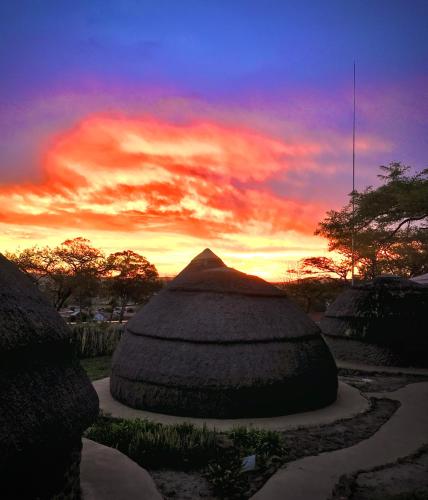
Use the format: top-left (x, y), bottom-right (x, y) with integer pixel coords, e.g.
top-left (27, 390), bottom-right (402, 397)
top-left (331, 446), bottom-right (428, 500)
top-left (149, 370), bottom-right (428, 500)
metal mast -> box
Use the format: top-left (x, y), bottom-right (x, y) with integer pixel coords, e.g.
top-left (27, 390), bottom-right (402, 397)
top-left (351, 62), bottom-right (356, 286)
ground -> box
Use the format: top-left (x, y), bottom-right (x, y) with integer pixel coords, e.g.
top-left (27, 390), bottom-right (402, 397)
top-left (82, 357), bottom-right (428, 499)
top-left (81, 355), bottom-right (111, 381)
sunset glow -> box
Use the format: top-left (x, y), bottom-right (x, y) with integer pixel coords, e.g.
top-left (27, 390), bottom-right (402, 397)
top-left (1, 2), bottom-right (426, 280)
top-left (0, 116), bottom-right (333, 279)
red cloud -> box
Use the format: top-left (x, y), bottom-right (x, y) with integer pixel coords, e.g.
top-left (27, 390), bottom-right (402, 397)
top-left (0, 116), bottom-right (328, 239)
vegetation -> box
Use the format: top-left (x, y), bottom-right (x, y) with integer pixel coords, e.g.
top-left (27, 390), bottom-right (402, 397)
top-left (283, 163), bottom-right (428, 312)
top-left (85, 415), bottom-right (286, 498)
top-left (5, 237), bottom-right (162, 316)
top-left (106, 250), bottom-right (161, 322)
top-left (85, 415), bottom-right (220, 470)
top-left (315, 162), bottom-right (428, 279)
top-left (281, 275), bottom-right (345, 313)
top-left (70, 321), bottom-right (124, 358)
top-left (80, 355), bottom-right (112, 381)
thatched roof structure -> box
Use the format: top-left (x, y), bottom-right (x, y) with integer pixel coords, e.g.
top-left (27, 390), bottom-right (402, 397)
top-left (111, 249), bottom-right (337, 418)
top-left (321, 276), bottom-right (428, 367)
top-left (0, 254), bottom-right (99, 498)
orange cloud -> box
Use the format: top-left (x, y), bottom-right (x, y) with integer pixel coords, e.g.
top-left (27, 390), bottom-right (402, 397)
top-left (0, 116), bottom-right (327, 241)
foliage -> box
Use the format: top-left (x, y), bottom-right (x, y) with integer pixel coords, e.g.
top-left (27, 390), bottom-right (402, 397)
top-left (80, 355), bottom-right (112, 381)
top-left (5, 237), bottom-right (160, 314)
top-left (54, 237), bottom-right (107, 317)
top-left (105, 250), bottom-right (162, 322)
top-left (85, 415), bottom-right (286, 498)
top-left (316, 162), bottom-right (428, 279)
top-left (85, 415), bottom-right (220, 470)
top-left (206, 427), bottom-right (285, 498)
top-left (294, 256), bottom-right (351, 282)
top-left (281, 276), bottom-right (346, 312)
top-left (70, 322), bottom-right (124, 358)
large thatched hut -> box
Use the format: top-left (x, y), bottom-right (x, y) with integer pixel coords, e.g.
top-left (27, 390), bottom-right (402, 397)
top-left (0, 254), bottom-right (99, 498)
top-left (321, 276), bottom-right (428, 367)
top-left (111, 249), bottom-right (338, 418)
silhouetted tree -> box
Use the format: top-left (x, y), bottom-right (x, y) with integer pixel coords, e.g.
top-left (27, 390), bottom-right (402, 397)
top-left (105, 250), bottom-right (161, 322)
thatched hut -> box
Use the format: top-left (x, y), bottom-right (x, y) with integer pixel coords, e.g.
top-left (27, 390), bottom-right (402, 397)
top-left (321, 276), bottom-right (428, 367)
top-left (0, 254), bottom-right (99, 498)
top-left (111, 249), bottom-right (337, 418)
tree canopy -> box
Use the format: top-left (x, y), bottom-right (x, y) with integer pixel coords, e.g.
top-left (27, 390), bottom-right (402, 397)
top-left (4, 238), bottom-right (161, 317)
top-left (106, 250), bottom-right (161, 322)
top-left (315, 162), bottom-right (428, 279)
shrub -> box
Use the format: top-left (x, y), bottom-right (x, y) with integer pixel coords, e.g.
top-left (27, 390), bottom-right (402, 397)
top-left (84, 415), bottom-right (220, 470)
top-left (70, 322), bottom-right (124, 358)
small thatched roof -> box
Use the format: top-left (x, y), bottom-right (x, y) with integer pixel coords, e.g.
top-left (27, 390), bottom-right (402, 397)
top-left (0, 254), bottom-right (99, 495)
top-left (111, 249), bottom-right (337, 417)
top-left (321, 275), bottom-right (428, 367)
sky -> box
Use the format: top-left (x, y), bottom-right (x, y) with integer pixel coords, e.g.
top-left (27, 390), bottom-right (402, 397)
top-left (0, 1), bottom-right (427, 280)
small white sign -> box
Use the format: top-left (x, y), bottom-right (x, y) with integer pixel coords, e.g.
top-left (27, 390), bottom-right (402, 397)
top-left (242, 454), bottom-right (256, 471)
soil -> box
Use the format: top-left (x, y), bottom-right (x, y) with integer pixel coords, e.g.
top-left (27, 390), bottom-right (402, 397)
top-left (150, 470), bottom-right (215, 500)
top-left (331, 446), bottom-right (428, 500)
top-left (150, 385), bottom-right (399, 499)
top-left (338, 369), bottom-right (428, 393)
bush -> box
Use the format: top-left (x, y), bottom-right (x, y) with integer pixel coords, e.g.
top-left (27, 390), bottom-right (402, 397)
top-left (84, 415), bottom-right (220, 470)
top-left (70, 322), bottom-right (124, 358)
top-left (85, 415), bottom-right (286, 498)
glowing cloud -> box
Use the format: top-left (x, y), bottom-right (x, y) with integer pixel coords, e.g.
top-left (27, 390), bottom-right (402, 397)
top-left (0, 116), bottom-right (327, 242)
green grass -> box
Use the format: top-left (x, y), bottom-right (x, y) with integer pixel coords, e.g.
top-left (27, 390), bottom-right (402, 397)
top-left (80, 355), bottom-right (112, 381)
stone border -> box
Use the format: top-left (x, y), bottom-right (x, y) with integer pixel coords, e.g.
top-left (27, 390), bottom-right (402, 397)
top-left (93, 378), bottom-right (369, 431)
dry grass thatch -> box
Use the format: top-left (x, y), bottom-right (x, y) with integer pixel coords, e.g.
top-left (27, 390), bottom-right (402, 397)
top-left (321, 276), bottom-right (428, 367)
top-left (111, 249), bottom-right (338, 417)
top-left (0, 254), bottom-right (99, 498)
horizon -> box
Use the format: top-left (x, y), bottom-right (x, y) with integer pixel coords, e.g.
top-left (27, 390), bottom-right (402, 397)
top-left (1, 1), bottom-right (427, 281)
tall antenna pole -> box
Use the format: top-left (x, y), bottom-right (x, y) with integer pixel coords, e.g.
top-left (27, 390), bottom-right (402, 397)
top-left (351, 61), bottom-right (356, 286)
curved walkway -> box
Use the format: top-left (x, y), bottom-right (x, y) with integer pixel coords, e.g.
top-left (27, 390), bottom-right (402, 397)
top-left (81, 438), bottom-right (162, 500)
top-left (251, 381), bottom-right (428, 500)
top-left (337, 360), bottom-right (428, 377)
top-left (93, 378), bottom-right (368, 431)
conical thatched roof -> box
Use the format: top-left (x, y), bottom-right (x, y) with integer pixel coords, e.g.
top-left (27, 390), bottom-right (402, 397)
top-left (0, 254), bottom-right (99, 498)
top-left (321, 276), bottom-right (428, 367)
top-left (111, 249), bottom-right (337, 418)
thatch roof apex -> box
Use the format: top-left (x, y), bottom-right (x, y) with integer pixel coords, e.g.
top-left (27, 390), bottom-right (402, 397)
top-left (169, 249), bottom-right (284, 297)
top-left (193, 248), bottom-right (222, 261)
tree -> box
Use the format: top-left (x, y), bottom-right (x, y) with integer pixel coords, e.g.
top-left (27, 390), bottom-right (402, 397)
top-left (6, 237), bottom-right (106, 313)
top-left (5, 245), bottom-right (74, 310)
top-left (293, 256), bottom-right (351, 282)
top-left (105, 250), bottom-right (161, 322)
top-left (55, 238), bottom-right (106, 318)
top-left (316, 162), bottom-right (428, 279)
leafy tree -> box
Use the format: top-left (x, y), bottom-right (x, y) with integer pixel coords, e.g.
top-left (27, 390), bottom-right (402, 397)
top-left (105, 250), bottom-right (161, 322)
top-left (5, 245), bottom-right (74, 309)
top-left (293, 256), bottom-right (351, 282)
top-left (54, 238), bottom-right (106, 318)
top-left (6, 237), bottom-right (106, 313)
top-left (316, 162), bottom-right (428, 279)
top-left (281, 274), bottom-right (345, 313)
